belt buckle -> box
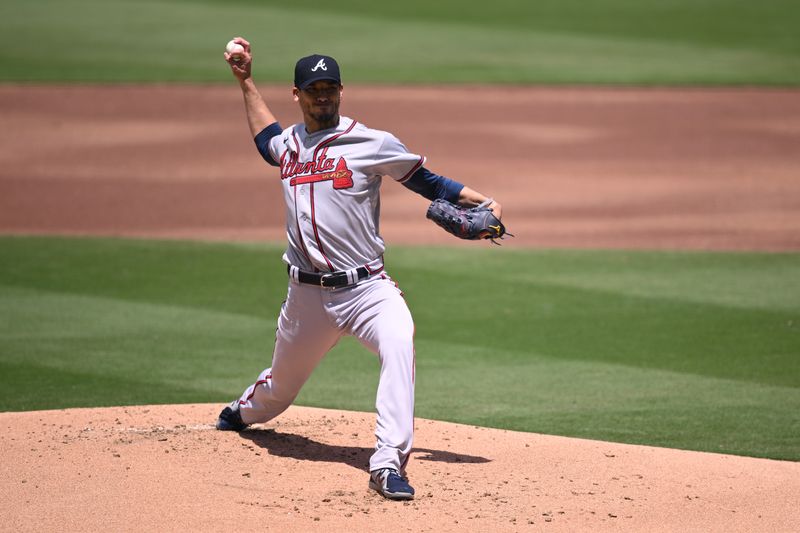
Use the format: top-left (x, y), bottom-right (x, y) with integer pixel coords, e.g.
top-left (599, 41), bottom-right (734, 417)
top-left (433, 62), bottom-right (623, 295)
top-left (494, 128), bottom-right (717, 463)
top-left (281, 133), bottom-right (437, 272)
top-left (319, 273), bottom-right (335, 289)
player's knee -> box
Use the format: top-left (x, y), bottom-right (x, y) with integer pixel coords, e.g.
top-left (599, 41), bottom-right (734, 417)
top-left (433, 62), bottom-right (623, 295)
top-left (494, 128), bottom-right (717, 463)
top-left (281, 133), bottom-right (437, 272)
top-left (378, 327), bottom-right (414, 349)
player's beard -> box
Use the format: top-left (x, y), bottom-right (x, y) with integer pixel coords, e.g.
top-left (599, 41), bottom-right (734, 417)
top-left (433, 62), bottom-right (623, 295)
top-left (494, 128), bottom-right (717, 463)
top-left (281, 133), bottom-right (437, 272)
top-left (311, 102), bottom-right (339, 127)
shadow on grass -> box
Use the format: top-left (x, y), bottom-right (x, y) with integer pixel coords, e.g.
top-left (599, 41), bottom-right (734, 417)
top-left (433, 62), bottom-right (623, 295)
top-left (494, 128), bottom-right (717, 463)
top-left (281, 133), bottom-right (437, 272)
top-left (239, 428), bottom-right (490, 473)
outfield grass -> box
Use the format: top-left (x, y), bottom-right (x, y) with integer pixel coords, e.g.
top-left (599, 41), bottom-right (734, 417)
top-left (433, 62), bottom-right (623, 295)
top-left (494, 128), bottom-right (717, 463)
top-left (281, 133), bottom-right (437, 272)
top-left (1, 236), bottom-right (798, 460)
top-left (1, 0), bottom-right (798, 84)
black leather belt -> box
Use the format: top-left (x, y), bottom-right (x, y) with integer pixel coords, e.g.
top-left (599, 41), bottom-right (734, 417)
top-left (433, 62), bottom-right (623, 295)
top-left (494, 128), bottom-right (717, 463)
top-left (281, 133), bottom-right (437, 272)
top-left (289, 265), bottom-right (370, 288)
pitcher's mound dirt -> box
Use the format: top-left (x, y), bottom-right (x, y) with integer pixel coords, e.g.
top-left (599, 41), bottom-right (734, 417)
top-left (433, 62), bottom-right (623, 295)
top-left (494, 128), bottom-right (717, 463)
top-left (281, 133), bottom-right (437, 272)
top-left (1, 404), bottom-right (798, 532)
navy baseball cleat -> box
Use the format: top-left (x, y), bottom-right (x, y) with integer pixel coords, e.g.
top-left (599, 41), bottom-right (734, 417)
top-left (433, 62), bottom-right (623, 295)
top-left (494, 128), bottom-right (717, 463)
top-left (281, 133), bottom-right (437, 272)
top-left (369, 468), bottom-right (415, 500)
top-left (215, 403), bottom-right (249, 431)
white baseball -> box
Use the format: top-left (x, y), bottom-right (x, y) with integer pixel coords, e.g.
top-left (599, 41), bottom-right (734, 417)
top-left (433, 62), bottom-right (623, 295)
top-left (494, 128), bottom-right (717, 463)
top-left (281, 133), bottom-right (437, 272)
top-left (226, 39), bottom-right (245, 60)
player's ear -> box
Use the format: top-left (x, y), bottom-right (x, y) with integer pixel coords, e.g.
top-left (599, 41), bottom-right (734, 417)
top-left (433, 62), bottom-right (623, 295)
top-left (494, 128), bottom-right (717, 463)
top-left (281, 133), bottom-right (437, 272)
top-left (292, 87), bottom-right (300, 102)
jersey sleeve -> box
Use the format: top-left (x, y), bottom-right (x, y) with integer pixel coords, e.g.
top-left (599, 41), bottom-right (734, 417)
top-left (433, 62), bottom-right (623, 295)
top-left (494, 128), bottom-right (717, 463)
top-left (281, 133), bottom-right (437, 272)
top-left (402, 167), bottom-right (464, 202)
top-left (370, 132), bottom-right (426, 183)
top-left (267, 130), bottom-right (283, 164)
top-left (253, 122), bottom-right (284, 167)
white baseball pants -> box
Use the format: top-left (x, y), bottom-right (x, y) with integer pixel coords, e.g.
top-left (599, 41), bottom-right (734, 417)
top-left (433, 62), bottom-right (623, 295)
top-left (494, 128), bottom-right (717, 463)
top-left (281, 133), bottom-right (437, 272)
top-left (235, 274), bottom-right (416, 473)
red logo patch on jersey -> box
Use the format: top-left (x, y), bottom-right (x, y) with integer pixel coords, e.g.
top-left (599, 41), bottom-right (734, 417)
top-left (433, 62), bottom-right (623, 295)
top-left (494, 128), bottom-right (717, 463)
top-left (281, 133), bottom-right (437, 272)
top-left (330, 158), bottom-right (354, 189)
top-left (285, 154), bottom-right (354, 190)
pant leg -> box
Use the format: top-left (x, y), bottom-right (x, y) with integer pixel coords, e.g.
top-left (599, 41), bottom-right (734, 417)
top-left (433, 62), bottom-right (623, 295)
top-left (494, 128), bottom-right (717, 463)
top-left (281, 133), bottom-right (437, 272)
top-left (345, 276), bottom-right (416, 473)
top-left (237, 281), bottom-right (341, 425)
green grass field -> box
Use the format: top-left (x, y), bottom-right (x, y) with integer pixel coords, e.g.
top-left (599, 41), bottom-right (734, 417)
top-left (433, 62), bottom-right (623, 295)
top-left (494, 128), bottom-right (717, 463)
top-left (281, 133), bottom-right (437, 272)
top-left (1, 236), bottom-right (798, 460)
top-left (1, 0), bottom-right (798, 84)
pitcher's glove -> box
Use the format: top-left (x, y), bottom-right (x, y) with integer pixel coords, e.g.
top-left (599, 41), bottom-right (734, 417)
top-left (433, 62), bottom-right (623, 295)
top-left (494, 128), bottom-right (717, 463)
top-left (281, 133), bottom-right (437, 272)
top-left (426, 198), bottom-right (512, 244)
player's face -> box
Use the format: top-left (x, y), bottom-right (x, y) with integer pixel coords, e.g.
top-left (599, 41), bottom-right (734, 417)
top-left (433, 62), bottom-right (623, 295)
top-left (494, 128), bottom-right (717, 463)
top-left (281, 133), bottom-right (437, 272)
top-left (294, 80), bottom-right (343, 131)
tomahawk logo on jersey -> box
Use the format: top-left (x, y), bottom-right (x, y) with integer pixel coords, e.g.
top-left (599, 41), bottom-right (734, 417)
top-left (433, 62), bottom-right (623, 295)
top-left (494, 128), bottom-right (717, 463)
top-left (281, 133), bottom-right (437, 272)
top-left (282, 149), bottom-right (354, 189)
top-left (287, 158), bottom-right (354, 189)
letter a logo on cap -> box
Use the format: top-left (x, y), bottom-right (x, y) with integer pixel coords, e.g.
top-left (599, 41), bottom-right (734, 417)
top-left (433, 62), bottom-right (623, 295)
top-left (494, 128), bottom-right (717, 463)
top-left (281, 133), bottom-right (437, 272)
top-left (311, 59), bottom-right (327, 72)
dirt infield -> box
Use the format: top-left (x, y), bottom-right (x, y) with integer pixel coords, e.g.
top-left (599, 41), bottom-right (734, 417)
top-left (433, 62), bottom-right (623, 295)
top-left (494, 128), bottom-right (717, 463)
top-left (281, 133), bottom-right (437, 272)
top-left (1, 84), bottom-right (799, 249)
top-left (1, 85), bottom-right (799, 531)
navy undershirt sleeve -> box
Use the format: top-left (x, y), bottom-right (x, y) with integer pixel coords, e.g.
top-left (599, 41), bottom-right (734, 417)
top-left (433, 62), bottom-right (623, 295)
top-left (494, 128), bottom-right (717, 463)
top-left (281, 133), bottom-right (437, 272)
top-left (402, 167), bottom-right (464, 203)
top-left (253, 122), bottom-right (283, 167)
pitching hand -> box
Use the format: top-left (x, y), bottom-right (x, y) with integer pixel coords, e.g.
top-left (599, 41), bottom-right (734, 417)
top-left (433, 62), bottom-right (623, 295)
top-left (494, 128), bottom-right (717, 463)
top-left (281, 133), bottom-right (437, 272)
top-left (224, 36), bottom-right (252, 82)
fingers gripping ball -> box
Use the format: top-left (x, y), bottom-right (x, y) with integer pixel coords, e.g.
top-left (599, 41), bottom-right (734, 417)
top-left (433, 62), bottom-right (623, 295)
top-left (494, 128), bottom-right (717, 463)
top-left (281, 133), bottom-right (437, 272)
top-left (426, 199), bottom-right (512, 244)
top-left (226, 39), bottom-right (245, 61)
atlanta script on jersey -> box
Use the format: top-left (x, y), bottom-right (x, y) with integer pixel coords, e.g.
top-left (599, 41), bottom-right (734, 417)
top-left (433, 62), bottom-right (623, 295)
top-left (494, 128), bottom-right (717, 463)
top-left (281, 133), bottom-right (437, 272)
top-left (266, 116), bottom-right (425, 273)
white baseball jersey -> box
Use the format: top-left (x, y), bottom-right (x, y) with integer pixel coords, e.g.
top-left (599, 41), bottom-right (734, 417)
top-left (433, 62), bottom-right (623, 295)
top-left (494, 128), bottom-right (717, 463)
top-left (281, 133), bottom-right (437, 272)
top-left (266, 116), bottom-right (425, 273)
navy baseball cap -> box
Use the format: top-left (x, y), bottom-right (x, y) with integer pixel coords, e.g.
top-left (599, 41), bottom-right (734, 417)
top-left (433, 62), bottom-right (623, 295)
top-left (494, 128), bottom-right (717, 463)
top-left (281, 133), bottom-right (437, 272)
top-left (294, 54), bottom-right (341, 89)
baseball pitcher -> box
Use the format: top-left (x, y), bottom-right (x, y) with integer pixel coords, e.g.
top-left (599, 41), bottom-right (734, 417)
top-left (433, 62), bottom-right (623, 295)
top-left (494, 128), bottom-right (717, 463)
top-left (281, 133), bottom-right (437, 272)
top-left (216, 37), bottom-right (506, 501)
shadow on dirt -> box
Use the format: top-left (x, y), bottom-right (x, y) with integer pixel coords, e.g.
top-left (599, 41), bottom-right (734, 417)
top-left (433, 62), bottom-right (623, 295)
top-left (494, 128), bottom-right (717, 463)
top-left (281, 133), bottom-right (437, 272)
top-left (239, 428), bottom-right (490, 473)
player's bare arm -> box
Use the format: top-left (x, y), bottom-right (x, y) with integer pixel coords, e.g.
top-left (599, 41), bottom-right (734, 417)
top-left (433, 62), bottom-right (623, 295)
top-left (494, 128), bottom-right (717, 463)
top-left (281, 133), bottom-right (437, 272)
top-left (224, 37), bottom-right (277, 137)
top-left (456, 186), bottom-right (503, 219)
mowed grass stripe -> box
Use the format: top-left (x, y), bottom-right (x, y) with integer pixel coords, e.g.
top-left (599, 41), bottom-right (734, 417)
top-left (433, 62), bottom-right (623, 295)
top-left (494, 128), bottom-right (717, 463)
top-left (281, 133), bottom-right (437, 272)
top-left (299, 337), bottom-right (799, 460)
top-left (0, 286), bottom-right (274, 410)
top-left (240, 0), bottom-right (800, 57)
top-left (0, 236), bottom-right (286, 319)
top-left (414, 341), bottom-right (799, 460)
top-left (391, 247), bottom-right (800, 312)
top-left (0, 236), bottom-right (798, 460)
top-left (0, 359), bottom-right (218, 412)
top-left (390, 248), bottom-right (799, 388)
top-left (1, 0), bottom-right (799, 84)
